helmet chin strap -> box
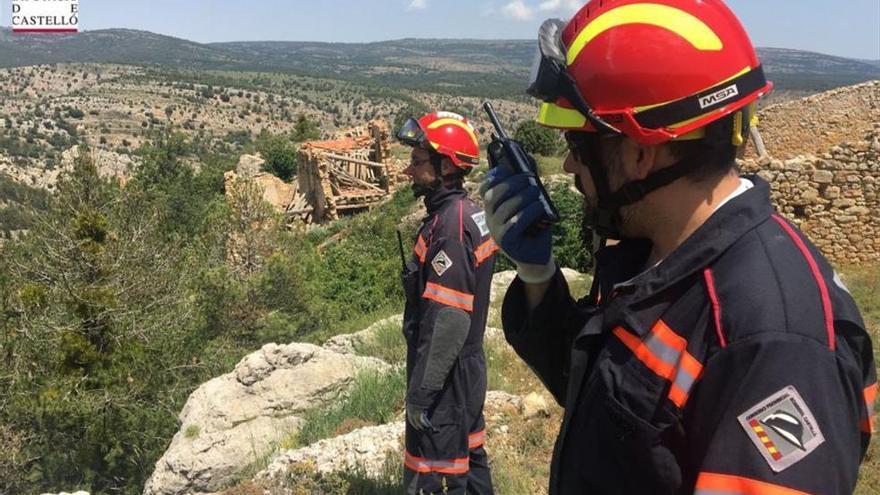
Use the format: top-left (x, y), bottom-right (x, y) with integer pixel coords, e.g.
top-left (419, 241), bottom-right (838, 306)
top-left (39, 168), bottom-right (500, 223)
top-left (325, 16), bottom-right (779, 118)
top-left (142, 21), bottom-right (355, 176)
top-left (413, 154), bottom-right (466, 198)
top-left (584, 151), bottom-right (704, 240)
top-left (582, 112), bottom-right (746, 240)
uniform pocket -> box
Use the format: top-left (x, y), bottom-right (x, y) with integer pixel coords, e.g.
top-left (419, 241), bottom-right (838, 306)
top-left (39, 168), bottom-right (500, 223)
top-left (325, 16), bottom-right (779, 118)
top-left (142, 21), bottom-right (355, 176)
top-left (579, 389), bottom-right (682, 494)
top-left (422, 404), bottom-right (468, 460)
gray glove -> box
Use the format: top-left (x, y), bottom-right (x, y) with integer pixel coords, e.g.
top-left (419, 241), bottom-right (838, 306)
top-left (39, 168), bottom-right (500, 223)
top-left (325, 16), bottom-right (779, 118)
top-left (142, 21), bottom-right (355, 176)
top-left (479, 165), bottom-right (556, 284)
top-left (406, 403), bottom-right (433, 432)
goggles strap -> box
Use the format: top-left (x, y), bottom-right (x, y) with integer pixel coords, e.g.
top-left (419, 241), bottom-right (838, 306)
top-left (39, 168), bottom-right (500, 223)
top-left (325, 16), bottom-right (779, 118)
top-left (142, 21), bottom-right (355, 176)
top-left (559, 71), bottom-right (622, 135)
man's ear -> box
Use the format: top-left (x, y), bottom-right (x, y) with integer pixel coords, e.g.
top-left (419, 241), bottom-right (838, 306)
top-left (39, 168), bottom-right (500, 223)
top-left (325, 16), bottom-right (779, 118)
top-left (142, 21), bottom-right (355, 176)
top-left (625, 140), bottom-right (659, 180)
top-left (440, 158), bottom-right (457, 176)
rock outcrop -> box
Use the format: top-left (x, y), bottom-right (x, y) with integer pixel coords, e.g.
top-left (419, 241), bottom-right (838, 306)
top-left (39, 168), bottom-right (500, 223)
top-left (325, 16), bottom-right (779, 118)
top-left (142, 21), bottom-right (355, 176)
top-left (143, 343), bottom-right (388, 495)
top-left (323, 314), bottom-right (404, 356)
top-left (260, 421), bottom-right (405, 481)
top-left (257, 390), bottom-right (530, 482)
top-left (0, 145), bottom-right (138, 191)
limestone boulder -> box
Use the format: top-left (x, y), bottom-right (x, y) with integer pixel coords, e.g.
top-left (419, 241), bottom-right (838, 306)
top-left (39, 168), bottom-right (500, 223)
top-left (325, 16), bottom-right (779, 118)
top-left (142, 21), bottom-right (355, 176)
top-left (258, 390), bottom-right (526, 482)
top-left (522, 392), bottom-right (552, 419)
top-left (324, 314), bottom-right (403, 355)
top-left (236, 153), bottom-right (266, 178)
top-left (260, 421), bottom-right (405, 481)
top-left (143, 343), bottom-right (388, 495)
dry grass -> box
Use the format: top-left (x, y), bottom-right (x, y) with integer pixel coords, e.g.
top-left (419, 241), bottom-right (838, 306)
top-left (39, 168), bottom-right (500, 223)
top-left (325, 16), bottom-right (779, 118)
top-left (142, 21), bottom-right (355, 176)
top-left (488, 405), bottom-right (561, 495)
top-left (846, 263), bottom-right (879, 495)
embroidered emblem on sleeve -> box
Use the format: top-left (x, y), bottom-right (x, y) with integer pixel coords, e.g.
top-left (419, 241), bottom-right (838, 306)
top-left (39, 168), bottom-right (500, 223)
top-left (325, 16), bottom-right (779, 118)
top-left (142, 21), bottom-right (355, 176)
top-left (471, 211), bottom-right (490, 236)
top-left (737, 386), bottom-right (825, 472)
top-left (431, 250), bottom-right (453, 277)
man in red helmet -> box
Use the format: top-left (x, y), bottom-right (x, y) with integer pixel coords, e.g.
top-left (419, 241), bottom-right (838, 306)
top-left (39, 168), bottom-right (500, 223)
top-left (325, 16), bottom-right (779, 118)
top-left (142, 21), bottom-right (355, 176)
top-left (480, 1), bottom-right (876, 494)
top-left (396, 111), bottom-right (497, 494)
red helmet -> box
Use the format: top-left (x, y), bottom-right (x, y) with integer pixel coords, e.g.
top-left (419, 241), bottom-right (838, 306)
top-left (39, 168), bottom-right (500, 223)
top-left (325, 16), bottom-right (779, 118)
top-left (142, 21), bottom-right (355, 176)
top-left (396, 111), bottom-right (480, 170)
top-left (529, 0), bottom-right (773, 145)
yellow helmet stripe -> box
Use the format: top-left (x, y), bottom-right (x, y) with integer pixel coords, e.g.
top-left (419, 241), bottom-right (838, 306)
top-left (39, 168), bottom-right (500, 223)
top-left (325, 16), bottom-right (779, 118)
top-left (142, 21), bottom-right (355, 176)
top-left (427, 118), bottom-right (479, 145)
top-left (567, 3), bottom-right (723, 66)
top-left (537, 102), bottom-right (587, 129)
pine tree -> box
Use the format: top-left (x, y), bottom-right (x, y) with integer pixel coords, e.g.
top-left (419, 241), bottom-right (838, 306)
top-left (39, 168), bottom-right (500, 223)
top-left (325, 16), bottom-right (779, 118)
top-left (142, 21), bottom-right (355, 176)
top-left (2, 148), bottom-right (191, 493)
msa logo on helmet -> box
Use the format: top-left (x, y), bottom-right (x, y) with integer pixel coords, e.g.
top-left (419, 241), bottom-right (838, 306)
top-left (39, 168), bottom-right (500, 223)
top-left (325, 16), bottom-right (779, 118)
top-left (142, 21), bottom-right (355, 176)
top-left (699, 84), bottom-right (740, 110)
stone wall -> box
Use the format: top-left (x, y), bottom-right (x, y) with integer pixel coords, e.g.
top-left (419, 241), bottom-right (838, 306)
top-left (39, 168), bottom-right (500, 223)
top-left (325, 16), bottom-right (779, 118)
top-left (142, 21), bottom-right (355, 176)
top-left (740, 127), bottom-right (880, 265)
top-left (746, 81), bottom-right (880, 162)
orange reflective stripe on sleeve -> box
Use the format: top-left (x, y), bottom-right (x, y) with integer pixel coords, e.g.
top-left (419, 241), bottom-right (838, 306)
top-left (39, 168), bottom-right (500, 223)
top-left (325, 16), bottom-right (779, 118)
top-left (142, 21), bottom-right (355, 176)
top-left (413, 235), bottom-right (428, 263)
top-left (423, 282), bottom-right (474, 312)
top-left (613, 319), bottom-right (704, 408)
top-left (404, 451), bottom-right (469, 474)
top-left (695, 472), bottom-right (813, 495)
top-left (474, 238), bottom-right (499, 267)
top-left (468, 429), bottom-right (486, 449)
top-left (863, 382), bottom-right (878, 433)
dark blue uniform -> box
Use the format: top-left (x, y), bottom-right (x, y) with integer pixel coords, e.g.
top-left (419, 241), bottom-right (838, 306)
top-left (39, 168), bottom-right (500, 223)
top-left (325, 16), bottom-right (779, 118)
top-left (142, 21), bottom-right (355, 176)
top-left (502, 176), bottom-right (877, 494)
top-left (402, 187), bottom-right (498, 494)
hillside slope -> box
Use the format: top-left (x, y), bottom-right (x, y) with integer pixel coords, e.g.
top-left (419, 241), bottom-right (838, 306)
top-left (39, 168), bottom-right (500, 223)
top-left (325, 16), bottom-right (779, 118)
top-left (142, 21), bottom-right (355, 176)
top-left (2, 28), bottom-right (878, 96)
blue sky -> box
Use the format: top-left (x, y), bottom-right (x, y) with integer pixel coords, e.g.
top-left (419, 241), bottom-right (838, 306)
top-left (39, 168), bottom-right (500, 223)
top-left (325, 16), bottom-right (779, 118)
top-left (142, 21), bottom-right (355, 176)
top-left (13, 0), bottom-right (880, 59)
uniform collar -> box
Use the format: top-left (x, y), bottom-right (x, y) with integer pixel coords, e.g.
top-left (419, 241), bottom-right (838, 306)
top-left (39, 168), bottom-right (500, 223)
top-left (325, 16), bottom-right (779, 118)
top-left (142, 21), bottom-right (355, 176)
top-left (597, 175), bottom-right (774, 305)
top-left (424, 186), bottom-right (466, 215)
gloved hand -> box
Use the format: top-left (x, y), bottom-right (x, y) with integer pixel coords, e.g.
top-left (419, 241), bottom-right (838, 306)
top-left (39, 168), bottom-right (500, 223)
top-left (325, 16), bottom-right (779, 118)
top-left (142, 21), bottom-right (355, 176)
top-left (406, 403), bottom-right (433, 432)
top-left (479, 163), bottom-right (556, 284)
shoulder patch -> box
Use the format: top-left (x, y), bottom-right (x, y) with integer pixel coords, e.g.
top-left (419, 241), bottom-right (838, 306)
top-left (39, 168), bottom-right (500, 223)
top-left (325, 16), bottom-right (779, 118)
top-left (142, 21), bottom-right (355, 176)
top-left (431, 250), bottom-right (453, 277)
top-left (470, 211), bottom-right (489, 237)
top-left (737, 386), bottom-right (825, 472)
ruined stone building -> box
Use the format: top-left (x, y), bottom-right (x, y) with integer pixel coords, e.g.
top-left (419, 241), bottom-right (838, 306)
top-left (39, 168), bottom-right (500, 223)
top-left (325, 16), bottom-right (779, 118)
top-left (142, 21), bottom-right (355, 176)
top-left (293, 120), bottom-right (401, 223)
top-left (223, 120), bottom-right (405, 227)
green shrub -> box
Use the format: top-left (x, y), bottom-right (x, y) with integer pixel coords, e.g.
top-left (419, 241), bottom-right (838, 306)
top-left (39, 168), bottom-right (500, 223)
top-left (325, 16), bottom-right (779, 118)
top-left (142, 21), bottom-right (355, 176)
top-left (256, 132), bottom-right (298, 181)
top-left (291, 114), bottom-right (321, 142)
top-left (352, 319), bottom-right (406, 365)
top-left (494, 181), bottom-right (592, 273)
top-left (309, 188), bottom-right (417, 338)
top-left (514, 120), bottom-right (564, 156)
top-left (251, 459), bottom-right (403, 495)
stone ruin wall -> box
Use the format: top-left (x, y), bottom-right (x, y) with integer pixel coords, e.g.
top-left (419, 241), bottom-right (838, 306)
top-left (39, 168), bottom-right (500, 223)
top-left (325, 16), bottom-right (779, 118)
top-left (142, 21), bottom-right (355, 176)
top-left (740, 126), bottom-right (880, 265)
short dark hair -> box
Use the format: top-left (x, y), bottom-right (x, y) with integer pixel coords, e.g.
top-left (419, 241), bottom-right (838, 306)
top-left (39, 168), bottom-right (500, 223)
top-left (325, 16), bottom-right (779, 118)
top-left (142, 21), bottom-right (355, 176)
top-left (667, 114), bottom-right (742, 183)
top-left (667, 139), bottom-right (738, 183)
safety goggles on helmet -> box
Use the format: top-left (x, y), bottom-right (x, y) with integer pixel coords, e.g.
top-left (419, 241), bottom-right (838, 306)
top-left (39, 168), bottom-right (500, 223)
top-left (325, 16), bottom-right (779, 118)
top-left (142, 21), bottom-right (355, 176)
top-left (527, 19), bottom-right (622, 135)
top-left (396, 117), bottom-right (427, 147)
